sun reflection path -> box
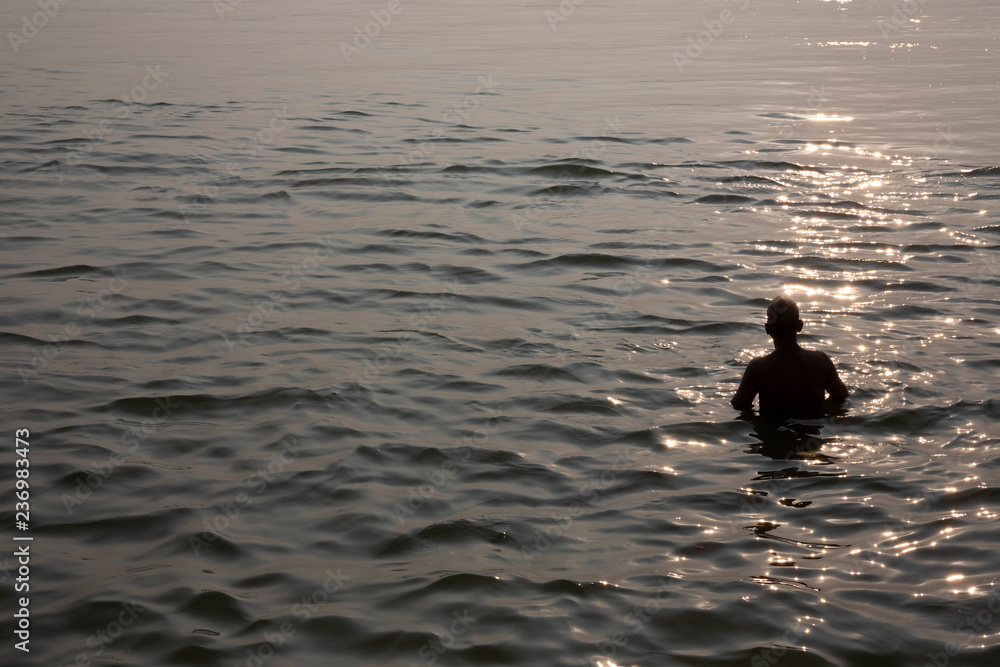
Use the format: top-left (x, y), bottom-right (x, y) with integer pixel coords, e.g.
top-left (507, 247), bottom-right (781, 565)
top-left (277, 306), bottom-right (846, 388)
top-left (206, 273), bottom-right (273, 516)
top-left (732, 128), bottom-right (998, 410)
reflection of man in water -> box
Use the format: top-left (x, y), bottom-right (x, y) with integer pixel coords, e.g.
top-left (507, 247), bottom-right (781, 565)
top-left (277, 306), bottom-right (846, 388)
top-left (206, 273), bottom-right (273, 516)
top-left (731, 296), bottom-right (849, 418)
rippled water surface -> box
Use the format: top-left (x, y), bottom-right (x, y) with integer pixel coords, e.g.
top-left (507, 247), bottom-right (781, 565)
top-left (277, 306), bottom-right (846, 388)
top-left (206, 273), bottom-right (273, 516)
top-left (2, 1), bottom-right (1000, 665)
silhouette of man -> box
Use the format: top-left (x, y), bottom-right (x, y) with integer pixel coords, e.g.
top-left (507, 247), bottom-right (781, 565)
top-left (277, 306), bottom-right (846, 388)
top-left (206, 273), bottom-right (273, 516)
top-left (731, 296), bottom-right (848, 418)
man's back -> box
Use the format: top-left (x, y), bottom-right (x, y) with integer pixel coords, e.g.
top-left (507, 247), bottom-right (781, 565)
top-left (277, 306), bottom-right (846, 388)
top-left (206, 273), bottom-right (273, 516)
top-left (741, 348), bottom-right (845, 418)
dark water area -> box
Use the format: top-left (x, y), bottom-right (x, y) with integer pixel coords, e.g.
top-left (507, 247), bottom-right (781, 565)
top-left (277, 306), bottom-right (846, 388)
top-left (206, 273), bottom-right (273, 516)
top-left (1, 1), bottom-right (999, 665)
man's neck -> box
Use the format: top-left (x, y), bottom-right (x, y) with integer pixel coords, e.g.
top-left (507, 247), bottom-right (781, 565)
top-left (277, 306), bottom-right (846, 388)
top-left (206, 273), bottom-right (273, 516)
top-left (771, 335), bottom-right (800, 351)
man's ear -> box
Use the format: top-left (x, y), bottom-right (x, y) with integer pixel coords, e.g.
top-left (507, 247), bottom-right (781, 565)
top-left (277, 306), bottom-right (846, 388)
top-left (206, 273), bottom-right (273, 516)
top-left (796, 319), bottom-right (803, 332)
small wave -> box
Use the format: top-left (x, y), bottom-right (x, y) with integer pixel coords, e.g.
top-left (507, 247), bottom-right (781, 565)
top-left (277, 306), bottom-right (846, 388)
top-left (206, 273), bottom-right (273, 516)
top-left (719, 159), bottom-right (825, 173)
top-left (719, 174), bottom-right (783, 185)
top-left (310, 190), bottom-right (422, 202)
top-left (539, 395), bottom-right (623, 415)
top-left (272, 145), bottom-right (329, 155)
top-left (647, 136), bottom-right (694, 144)
top-left (570, 134), bottom-right (633, 144)
top-left (526, 163), bottom-right (617, 178)
top-left (511, 252), bottom-right (641, 272)
top-left (230, 190), bottom-right (293, 204)
top-left (492, 363), bottom-right (584, 383)
top-left (693, 194), bottom-right (756, 204)
top-left (128, 133), bottom-right (215, 140)
top-left (105, 314), bottom-right (183, 327)
top-left (356, 243), bottom-right (410, 254)
top-left (855, 280), bottom-right (954, 294)
top-left (276, 166), bottom-right (351, 176)
top-left (374, 517), bottom-right (510, 558)
top-left (23, 263), bottom-right (105, 279)
top-left (438, 164), bottom-right (492, 173)
top-left (178, 590), bottom-right (253, 625)
top-left (287, 176), bottom-right (374, 188)
top-left (960, 166), bottom-right (1000, 177)
top-left (620, 187), bottom-right (684, 199)
top-left (529, 183), bottom-right (605, 197)
top-left (378, 228), bottom-right (486, 244)
top-left (19, 159), bottom-right (64, 173)
top-left (757, 112), bottom-right (806, 120)
top-left (300, 124), bottom-right (369, 134)
top-left (781, 255), bottom-right (911, 271)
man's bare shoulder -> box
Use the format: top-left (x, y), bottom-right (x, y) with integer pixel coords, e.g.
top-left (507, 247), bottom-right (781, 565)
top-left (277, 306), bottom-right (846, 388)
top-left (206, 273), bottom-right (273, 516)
top-left (754, 347), bottom-right (834, 370)
top-left (784, 346), bottom-right (833, 361)
top-left (802, 347), bottom-right (836, 366)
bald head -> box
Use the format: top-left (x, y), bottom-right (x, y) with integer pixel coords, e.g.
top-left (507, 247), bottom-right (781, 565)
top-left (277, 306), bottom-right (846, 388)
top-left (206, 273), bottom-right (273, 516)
top-left (766, 296), bottom-right (802, 336)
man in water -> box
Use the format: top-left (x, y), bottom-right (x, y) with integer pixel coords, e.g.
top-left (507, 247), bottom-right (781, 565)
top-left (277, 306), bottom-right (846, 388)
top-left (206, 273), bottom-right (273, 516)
top-left (731, 296), bottom-right (849, 418)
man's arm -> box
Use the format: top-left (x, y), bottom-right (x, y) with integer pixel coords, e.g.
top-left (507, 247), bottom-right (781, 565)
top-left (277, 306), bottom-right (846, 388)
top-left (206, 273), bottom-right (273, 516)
top-left (731, 359), bottom-right (759, 410)
top-left (824, 354), bottom-right (849, 402)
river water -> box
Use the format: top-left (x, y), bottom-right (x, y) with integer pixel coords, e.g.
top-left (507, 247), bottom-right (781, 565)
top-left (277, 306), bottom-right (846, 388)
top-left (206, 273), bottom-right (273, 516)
top-left (1, 0), bottom-right (999, 665)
